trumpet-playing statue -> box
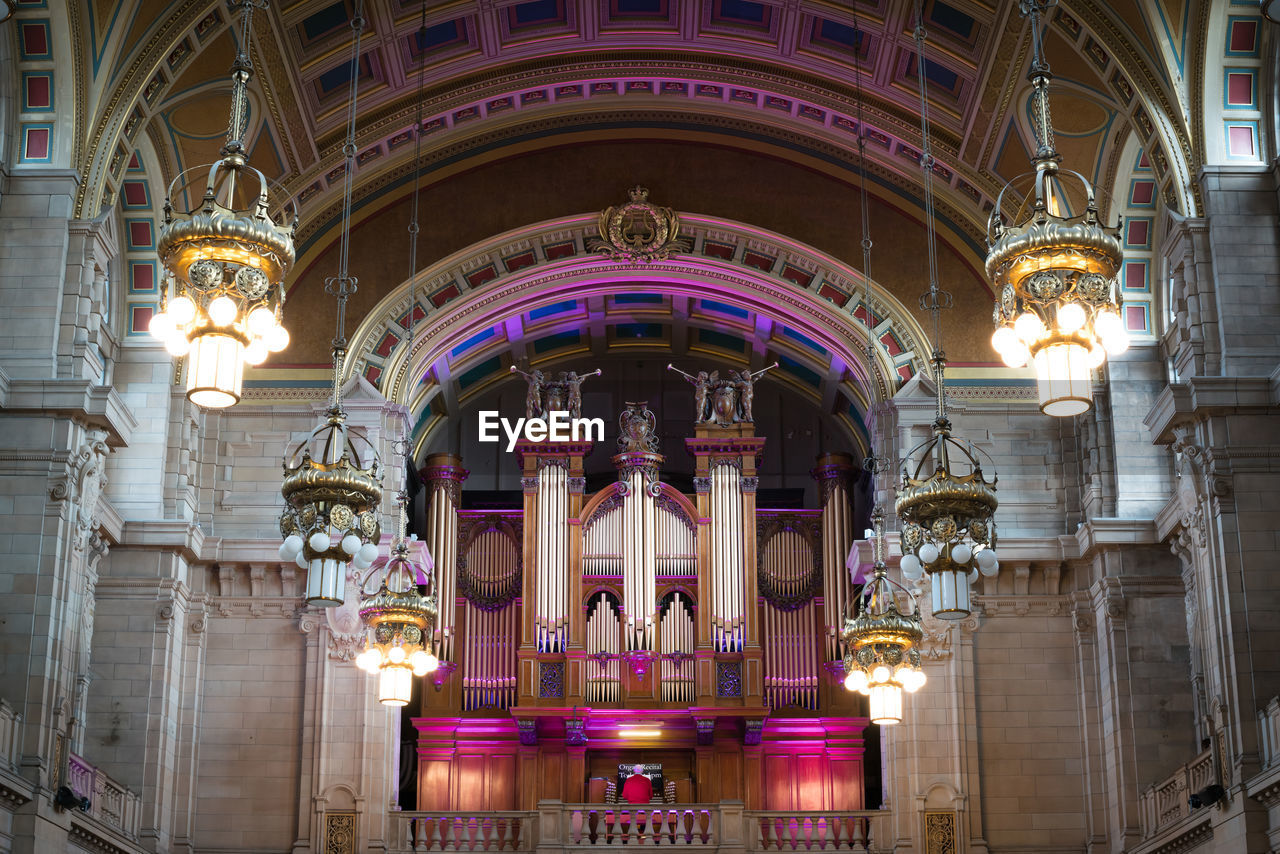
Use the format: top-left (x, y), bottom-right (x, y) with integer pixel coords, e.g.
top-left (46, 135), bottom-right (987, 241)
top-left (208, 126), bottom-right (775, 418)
top-left (668, 362), bottom-right (776, 426)
top-left (511, 365), bottom-right (601, 419)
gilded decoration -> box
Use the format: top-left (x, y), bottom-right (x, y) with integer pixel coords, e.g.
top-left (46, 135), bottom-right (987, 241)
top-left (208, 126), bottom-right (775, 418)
top-left (324, 812), bottom-right (356, 854)
top-left (924, 811), bottom-right (956, 854)
top-left (588, 186), bottom-right (691, 263)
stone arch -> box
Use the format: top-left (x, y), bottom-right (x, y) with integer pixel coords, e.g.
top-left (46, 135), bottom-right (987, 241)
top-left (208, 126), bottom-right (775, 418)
top-left (344, 214), bottom-right (933, 432)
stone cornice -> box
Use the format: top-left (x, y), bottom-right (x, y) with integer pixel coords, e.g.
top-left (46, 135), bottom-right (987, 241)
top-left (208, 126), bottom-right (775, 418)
top-left (1247, 762), bottom-right (1280, 808)
top-left (116, 521), bottom-right (205, 562)
top-left (0, 379), bottom-right (136, 447)
top-left (1144, 377), bottom-right (1279, 444)
top-left (1074, 518), bottom-right (1160, 558)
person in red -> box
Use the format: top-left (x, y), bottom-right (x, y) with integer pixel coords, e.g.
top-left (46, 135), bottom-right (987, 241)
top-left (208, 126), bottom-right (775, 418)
top-left (620, 764), bottom-right (652, 804)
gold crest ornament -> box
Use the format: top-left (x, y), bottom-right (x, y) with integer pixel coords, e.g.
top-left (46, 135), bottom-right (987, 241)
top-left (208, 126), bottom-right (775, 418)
top-left (589, 186), bottom-right (691, 263)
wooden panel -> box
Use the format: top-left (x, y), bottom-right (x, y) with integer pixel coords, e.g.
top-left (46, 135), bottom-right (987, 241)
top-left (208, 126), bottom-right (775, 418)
top-left (829, 759), bottom-right (864, 809)
top-left (489, 754), bottom-right (517, 810)
top-left (718, 750), bottom-right (743, 801)
top-left (541, 750), bottom-right (565, 802)
top-left (763, 754), bottom-right (792, 810)
top-left (456, 754), bottom-right (487, 812)
top-left (795, 754), bottom-right (826, 809)
top-left (418, 760), bottom-right (451, 811)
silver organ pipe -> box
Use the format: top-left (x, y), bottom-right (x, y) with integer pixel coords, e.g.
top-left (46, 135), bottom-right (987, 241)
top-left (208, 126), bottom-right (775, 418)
top-left (535, 465), bottom-right (569, 652)
top-left (710, 465), bottom-right (745, 652)
top-left (760, 527), bottom-right (820, 710)
top-left (459, 525), bottom-right (520, 710)
top-left (585, 593), bottom-right (620, 703)
top-left (621, 473), bottom-right (657, 652)
top-left (425, 462), bottom-right (464, 663)
top-left (655, 499), bottom-right (696, 578)
top-left (582, 495), bottom-right (622, 577)
top-left (659, 593), bottom-right (695, 702)
top-left (820, 472), bottom-right (854, 662)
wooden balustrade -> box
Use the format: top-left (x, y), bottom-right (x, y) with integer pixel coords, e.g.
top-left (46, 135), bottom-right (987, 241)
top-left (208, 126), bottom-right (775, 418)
top-left (388, 804), bottom-right (892, 853)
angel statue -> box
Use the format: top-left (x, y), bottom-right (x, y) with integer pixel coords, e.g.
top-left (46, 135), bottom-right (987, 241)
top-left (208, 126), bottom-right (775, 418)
top-left (562, 369), bottom-right (602, 420)
top-left (510, 365), bottom-right (545, 418)
top-left (667, 364), bottom-right (716, 423)
top-left (734, 363), bottom-right (777, 423)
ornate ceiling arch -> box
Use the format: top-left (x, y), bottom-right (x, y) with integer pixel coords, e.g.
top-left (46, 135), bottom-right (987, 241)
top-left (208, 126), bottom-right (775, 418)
top-left (341, 212), bottom-right (935, 435)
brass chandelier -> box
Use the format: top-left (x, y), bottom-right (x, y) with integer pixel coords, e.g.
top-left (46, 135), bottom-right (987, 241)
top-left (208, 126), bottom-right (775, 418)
top-left (843, 511), bottom-right (926, 726)
top-left (355, 499), bottom-right (439, 706)
top-left (840, 3), bottom-right (926, 727)
top-left (152, 0), bottom-right (293, 408)
top-left (986, 0), bottom-right (1128, 417)
top-left (353, 0), bottom-right (439, 708)
top-left (277, 1), bottom-right (382, 607)
top-left (894, 2), bottom-right (999, 622)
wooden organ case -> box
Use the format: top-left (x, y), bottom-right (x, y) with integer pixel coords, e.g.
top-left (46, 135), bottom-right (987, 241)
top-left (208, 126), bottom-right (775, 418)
top-left (412, 411), bottom-right (870, 813)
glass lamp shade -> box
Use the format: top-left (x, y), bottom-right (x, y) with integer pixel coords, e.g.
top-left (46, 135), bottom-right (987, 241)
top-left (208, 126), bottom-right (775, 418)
top-left (378, 665), bottom-right (413, 706)
top-left (186, 332), bottom-right (245, 408)
top-left (868, 683), bottom-right (904, 725)
top-left (1032, 339), bottom-right (1093, 417)
top-left (305, 556), bottom-right (346, 606)
top-left (930, 568), bottom-right (972, 620)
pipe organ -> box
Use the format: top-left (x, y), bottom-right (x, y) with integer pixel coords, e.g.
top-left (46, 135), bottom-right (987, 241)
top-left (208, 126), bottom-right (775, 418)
top-left (458, 515), bottom-right (521, 710)
top-left (534, 463), bottom-right (570, 652)
top-left (813, 454), bottom-right (857, 663)
top-left (422, 454), bottom-right (467, 665)
top-left (415, 396), bottom-right (868, 814)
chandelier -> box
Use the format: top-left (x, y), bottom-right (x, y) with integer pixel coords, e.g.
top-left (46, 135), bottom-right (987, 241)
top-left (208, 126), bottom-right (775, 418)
top-left (277, 0), bottom-right (381, 607)
top-left (986, 0), bottom-right (1128, 417)
top-left (355, 524), bottom-right (439, 706)
top-left (894, 3), bottom-right (999, 622)
top-left (842, 510), bottom-right (926, 726)
top-left (152, 0), bottom-right (293, 408)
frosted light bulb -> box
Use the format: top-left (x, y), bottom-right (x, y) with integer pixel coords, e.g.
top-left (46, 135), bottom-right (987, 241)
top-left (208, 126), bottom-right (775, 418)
top-left (904, 669), bottom-right (926, 693)
top-left (165, 334), bottom-right (190, 357)
top-left (149, 311), bottom-right (174, 340)
top-left (281, 534), bottom-right (303, 558)
top-left (308, 531), bottom-right (331, 553)
top-left (900, 554), bottom-right (922, 578)
top-left (169, 295), bottom-right (197, 325)
top-left (951, 544), bottom-right (972, 564)
top-left (1001, 342), bottom-right (1030, 369)
top-left (844, 669), bottom-right (868, 693)
top-left (247, 306), bottom-right (276, 336)
top-left (918, 543), bottom-right (940, 564)
top-left (208, 296), bottom-right (237, 327)
top-left (422, 653), bottom-right (439, 673)
top-left (341, 534), bottom-right (362, 556)
top-left (871, 665), bottom-right (891, 684)
top-left (1014, 311), bottom-right (1044, 343)
top-left (265, 325), bottom-right (290, 353)
top-left (410, 649), bottom-right (430, 671)
top-left (1087, 343), bottom-right (1106, 369)
top-left (982, 560), bottom-right (1000, 577)
top-left (1103, 332), bottom-right (1130, 356)
top-left (387, 646), bottom-right (406, 664)
top-left (969, 568), bottom-right (980, 583)
top-left (1094, 310), bottom-right (1123, 339)
top-left (1057, 302), bottom-right (1086, 334)
top-left (295, 551), bottom-right (308, 569)
top-left (976, 548), bottom-right (997, 570)
top-left (243, 339), bottom-right (268, 366)
top-left (277, 541), bottom-right (293, 561)
top-left (991, 325), bottom-right (1018, 354)
top-left (356, 650), bottom-right (375, 672)
top-left (357, 543), bottom-right (379, 564)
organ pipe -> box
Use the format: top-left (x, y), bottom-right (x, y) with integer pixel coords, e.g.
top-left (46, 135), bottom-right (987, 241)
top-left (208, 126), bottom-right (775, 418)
top-left (423, 454), bottom-right (466, 663)
top-left (585, 593), bottom-right (620, 703)
top-left (659, 593), bottom-right (695, 702)
top-left (535, 464), bottom-right (569, 652)
top-left (710, 464), bottom-right (745, 652)
top-left (459, 522), bottom-right (520, 710)
top-left (758, 522), bottom-right (820, 709)
top-left (814, 454), bottom-right (856, 662)
top-left (621, 472), bottom-right (658, 651)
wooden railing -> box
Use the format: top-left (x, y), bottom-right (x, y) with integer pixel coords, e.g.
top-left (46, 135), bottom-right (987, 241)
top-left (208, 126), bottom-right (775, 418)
top-left (388, 803), bottom-right (893, 853)
top-left (1137, 748), bottom-right (1214, 839)
top-left (67, 751), bottom-right (142, 839)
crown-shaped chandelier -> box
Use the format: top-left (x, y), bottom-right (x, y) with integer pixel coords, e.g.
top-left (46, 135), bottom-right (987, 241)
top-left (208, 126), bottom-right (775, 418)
top-left (356, 497), bottom-right (439, 706)
top-left (894, 2), bottom-right (999, 621)
top-left (839, 4), bottom-right (926, 727)
top-left (277, 1), bottom-right (382, 606)
top-left (986, 0), bottom-right (1128, 417)
top-left (152, 0), bottom-right (294, 408)
top-left (843, 510), bottom-right (926, 725)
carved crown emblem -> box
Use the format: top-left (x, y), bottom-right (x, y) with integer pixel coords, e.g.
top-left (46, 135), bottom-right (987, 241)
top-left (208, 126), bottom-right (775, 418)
top-left (589, 185), bottom-right (691, 263)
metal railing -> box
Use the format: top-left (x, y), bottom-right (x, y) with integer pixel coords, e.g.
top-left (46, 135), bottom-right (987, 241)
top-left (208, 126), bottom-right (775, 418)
top-left (388, 803), bottom-right (893, 853)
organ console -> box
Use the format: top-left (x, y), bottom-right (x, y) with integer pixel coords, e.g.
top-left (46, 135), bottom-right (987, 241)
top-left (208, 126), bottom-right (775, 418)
top-left (413, 374), bottom-right (870, 813)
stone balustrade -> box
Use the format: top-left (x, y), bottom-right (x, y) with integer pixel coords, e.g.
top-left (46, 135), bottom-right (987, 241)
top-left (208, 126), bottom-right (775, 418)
top-left (1138, 748), bottom-right (1214, 839)
top-left (67, 751), bottom-right (142, 839)
top-left (388, 803), bottom-right (892, 853)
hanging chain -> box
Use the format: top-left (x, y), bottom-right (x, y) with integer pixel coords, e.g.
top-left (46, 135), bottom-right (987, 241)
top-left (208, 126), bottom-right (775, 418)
top-left (851, 2), bottom-right (889, 483)
top-left (324, 0), bottom-right (367, 410)
top-left (912, 0), bottom-right (953, 423)
top-left (221, 0), bottom-right (267, 160)
top-left (391, 0), bottom-right (432, 562)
